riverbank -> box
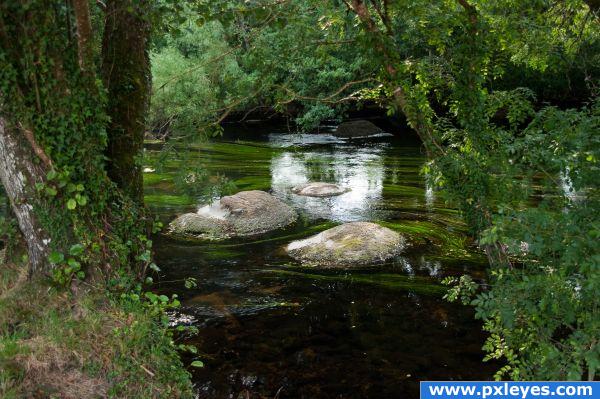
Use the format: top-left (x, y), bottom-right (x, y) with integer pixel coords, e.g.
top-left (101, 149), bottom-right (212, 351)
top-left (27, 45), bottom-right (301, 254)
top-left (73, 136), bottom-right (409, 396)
top-left (0, 260), bottom-right (193, 398)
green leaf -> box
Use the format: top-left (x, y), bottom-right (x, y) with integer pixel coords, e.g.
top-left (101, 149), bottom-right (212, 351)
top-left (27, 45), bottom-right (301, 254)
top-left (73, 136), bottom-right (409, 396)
top-left (190, 360), bottom-right (204, 368)
top-left (48, 251), bottom-right (64, 264)
top-left (67, 199), bottom-right (77, 210)
top-left (144, 292), bottom-right (158, 302)
top-left (67, 258), bottom-right (80, 269)
top-left (76, 195), bottom-right (87, 206)
top-left (45, 186), bottom-right (57, 196)
top-left (158, 295), bottom-right (169, 303)
top-left (69, 244), bottom-right (84, 256)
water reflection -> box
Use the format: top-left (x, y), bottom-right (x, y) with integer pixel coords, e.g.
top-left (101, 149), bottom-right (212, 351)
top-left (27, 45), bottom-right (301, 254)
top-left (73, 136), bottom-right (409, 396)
top-left (270, 135), bottom-right (386, 222)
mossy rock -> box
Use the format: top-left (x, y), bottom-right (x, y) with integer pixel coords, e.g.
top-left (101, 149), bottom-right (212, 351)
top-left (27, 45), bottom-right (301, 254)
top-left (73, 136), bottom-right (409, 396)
top-left (286, 222), bottom-right (405, 267)
top-left (169, 190), bottom-right (297, 240)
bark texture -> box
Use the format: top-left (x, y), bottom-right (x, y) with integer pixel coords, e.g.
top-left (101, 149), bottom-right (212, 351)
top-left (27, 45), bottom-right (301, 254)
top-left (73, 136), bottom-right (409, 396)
top-left (0, 117), bottom-right (51, 275)
top-left (101, 0), bottom-right (150, 203)
top-left (72, 0), bottom-right (94, 73)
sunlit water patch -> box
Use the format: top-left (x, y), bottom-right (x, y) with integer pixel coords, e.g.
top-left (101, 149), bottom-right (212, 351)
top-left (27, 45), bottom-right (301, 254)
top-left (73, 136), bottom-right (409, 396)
top-left (270, 145), bottom-right (386, 222)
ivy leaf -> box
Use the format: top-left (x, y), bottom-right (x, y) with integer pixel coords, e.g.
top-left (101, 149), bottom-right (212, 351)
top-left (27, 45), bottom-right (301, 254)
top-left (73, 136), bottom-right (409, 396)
top-left (190, 360), bottom-right (204, 368)
top-left (144, 292), bottom-right (158, 302)
top-left (67, 199), bottom-right (77, 210)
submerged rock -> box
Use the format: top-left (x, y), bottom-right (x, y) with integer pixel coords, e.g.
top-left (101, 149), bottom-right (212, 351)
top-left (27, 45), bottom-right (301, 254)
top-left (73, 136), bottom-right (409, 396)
top-left (291, 182), bottom-right (349, 197)
top-left (334, 120), bottom-right (383, 138)
top-left (169, 190), bottom-right (297, 239)
top-left (286, 222), bottom-right (405, 267)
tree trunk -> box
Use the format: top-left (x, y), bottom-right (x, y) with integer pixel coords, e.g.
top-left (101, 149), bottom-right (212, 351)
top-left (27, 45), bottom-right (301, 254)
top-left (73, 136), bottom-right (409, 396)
top-left (101, 0), bottom-right (150, 204)
top-left (0, 117), bottom-right (51, 276)
top-left (72, 0), bottom-right (94, 73)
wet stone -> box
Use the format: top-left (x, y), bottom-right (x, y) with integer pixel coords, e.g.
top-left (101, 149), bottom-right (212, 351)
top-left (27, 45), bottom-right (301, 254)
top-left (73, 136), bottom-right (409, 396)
top-left (334, 120), bottom-right (383, 138)
top-left (169, 190), bottom-right (297, 239)
top-left (291, 182), bottom-right (349, 197)
top-left (286, 222), bottom-right (405, 267)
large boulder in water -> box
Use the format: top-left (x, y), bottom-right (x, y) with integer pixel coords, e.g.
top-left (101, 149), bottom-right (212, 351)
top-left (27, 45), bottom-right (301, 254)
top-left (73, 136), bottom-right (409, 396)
top-left (169, 190), bottom-right (297, 239)
top-left (286, 222), bottom-right (405, 267)
top-left (334, 120), bottom-right (383, 138)
top-left (292, 182), bottom-right (349, 197)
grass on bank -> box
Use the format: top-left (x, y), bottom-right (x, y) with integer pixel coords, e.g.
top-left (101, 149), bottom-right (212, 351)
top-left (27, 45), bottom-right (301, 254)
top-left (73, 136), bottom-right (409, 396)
top-left (0, 260), bottom-right (194, 399)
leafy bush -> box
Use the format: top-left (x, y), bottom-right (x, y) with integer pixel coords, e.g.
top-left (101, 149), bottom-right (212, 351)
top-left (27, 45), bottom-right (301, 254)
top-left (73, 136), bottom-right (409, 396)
top-left (150, 20), bottom-right (256, 137)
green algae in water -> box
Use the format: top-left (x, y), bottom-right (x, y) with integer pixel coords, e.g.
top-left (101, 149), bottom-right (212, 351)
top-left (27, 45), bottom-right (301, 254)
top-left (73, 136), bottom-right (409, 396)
top-left (199, 246), bottom-right (246, 261)
top-left (143, 172), bottom-right (172, 186)
top-left (382, 184), bottom-right (426, 197)
top-left (208, 221), bottom-right (338, 248)
top-left (145, 194), bottom-right (196, 207)
top-left (229, 175), bottom-right (271, 192)
top-left (381, 220), bottom-right (466, 249)
top-left (265, 268), bottom-right (447, 296)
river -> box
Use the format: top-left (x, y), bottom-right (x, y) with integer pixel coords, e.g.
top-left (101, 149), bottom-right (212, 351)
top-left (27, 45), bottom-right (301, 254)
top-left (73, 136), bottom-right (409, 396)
top-left (144, 127), bottom-right (497, 398)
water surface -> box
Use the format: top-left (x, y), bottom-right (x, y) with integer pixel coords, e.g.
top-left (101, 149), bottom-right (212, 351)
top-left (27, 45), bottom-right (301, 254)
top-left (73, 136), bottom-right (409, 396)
top-left (144, 129), bottom-right (496, 398)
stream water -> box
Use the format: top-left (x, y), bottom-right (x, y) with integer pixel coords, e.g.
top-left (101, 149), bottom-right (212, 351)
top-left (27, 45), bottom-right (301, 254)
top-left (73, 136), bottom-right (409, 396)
top-left (144, 128), bottom-right (497, 399)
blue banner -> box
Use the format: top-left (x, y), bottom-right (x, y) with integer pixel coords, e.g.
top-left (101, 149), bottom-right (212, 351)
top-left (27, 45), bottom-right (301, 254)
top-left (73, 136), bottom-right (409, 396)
top-left (421, 382), bottom-right (599, 399)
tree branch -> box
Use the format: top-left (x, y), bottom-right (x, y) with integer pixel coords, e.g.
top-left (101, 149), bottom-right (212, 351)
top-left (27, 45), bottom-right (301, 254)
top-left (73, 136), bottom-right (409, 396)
top-left (368, 0), bottom-right (392, 35)
top-left (276, 78), bottom-right (377, 104)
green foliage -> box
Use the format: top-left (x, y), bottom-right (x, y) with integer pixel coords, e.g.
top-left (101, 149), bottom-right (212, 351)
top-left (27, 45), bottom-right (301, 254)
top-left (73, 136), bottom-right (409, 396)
top-left (466, 101), bottom-right (600, 380)
top-left (150, 0), bottom-right (376, 134)
top-left (0, 1), bottom-right (195, 395)
top-left (0, 263), bottom-right (194, 398)
top-left (0, 0), bottom-right (154, 285)
top-left (150, 18), bottom-right (256, 135)
top-left (0, 214), bottom-right (18, 258)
